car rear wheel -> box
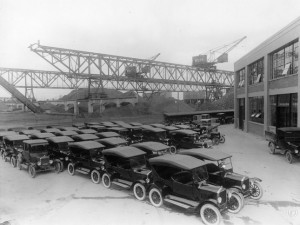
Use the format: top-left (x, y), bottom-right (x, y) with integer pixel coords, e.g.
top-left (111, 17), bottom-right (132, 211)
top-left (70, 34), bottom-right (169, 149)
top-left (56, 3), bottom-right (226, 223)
top-left (169, 146), bottom-right (177, 155)
top-left (11, 157), bottom-right (17, 168)
top-left (219, 136), bottom-right (225, 143)
top-left (133, 183), bottom-right (146, 201)
top-left (228, 192), bottom-right (243, 214)
top-left (54, 162), bottom-right (61, 173)
top-left (268, 142), bottom-right (276, 154)
top-left (91, 170), bottom-right (101, 184)
top-left (102, 173), bottom-right (111, 188)
top-left (250, 181), bottom-right (263, 200)
top-left (67, 163), bottom-right (75, 176)
top-left (200, 203), bottom-right (221, 225)
top-left (28, 165), bottom-right (36, 178)
top-left (285, 151), bottom-right (294, 164)
top-left (149, 188), bottom-right (163, 207)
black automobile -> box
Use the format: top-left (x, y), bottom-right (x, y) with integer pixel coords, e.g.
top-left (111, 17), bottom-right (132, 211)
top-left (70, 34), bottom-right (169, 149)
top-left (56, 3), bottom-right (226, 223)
top-left (141, 127), bottom-right (169, 145)
top-left (101, 146), bottom-right (152, 201)
top-left (53, 130), bottom-right (78, 137)
top-left (2, 135), bottom-right (29, 166)
top-left (71, 134), bottom-right (100, 142)
top-left (95, 131), bottom-right (121, 139)
top-left (17, 139), bottom-right (61, 178)
top-left (67, 141), bottom-right (106, 184)
top-left (30, 132), bottom-right (55, 139)
top-left (131, 141), bottom-right (171, 158)
top-left (180, 149), bottom-right (263, 202)
top-left (169, 129), bottom-right (212, 151)
top-left (97, 137), bottom-right (128, 149)
top-left (148, 154), bottom-right (228, 225)
top-left (47, 136), bottom-right (74, 171)
top-left (266, 127), bottom-right (300, 163)
top-left (201, 128), bottom-right (226, 145)
top-left (106, 127), bottom-right (130, 139)
top-left (0, 131), bottom-right (18, 157)
top-left (119, 124), bottom-right (143, 144)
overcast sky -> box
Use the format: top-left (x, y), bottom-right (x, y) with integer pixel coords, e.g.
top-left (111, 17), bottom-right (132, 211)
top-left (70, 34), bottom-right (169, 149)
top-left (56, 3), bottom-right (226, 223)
top-left (0, 0), bottom-right (300, 99)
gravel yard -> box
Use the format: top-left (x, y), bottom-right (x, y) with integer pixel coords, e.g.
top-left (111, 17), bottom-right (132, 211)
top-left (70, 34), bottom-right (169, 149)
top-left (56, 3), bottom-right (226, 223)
top-left (0, 124), bottom-right (299, 225)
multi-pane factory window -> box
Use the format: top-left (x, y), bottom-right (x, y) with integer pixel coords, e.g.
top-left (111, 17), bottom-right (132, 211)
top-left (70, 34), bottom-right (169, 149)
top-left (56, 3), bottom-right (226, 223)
top-left (249, 96), bottom-right (264, 124)
top-left (249, 58), bottom-right (264, 85)
top-left (271, 40), bottom-right (298, 79)
top-left (237, 68), bottom-right (245, 87)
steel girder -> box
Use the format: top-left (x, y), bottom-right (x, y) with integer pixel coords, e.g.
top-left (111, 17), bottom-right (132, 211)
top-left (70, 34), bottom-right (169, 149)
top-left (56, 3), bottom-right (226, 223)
top-left (28, 42), bottom-right (234, 93)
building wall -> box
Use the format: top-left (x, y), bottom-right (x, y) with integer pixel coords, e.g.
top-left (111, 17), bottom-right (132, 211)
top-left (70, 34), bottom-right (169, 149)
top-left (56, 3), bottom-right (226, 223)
top-left (234, 17), bottom-right (300, 136)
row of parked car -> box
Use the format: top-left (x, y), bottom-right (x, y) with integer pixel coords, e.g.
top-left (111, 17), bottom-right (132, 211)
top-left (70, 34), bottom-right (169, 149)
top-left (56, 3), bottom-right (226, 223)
top-left (0, 120), bottom-right (262, 225)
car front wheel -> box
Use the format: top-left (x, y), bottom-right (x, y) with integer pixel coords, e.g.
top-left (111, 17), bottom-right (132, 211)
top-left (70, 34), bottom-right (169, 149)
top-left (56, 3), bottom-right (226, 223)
top-left (67, 163), bottom-right (75, 176)
top-left (91, 170), bottom-right (101, 184)
top-left (200, 203), bottom-right (221, 225)
top-left (285, 151), bottom-right (294, 164)
top-left (54, 162), bottom-right (61, 174)
top-left (133, 183), bottom-right (146, 201)
top-left (169, 146), bottom-right (177, 155)
top-left (268, 142), bottom-right (276, 154)
top-left (219, 136), bottom-right (225, 143)
top-left (28, 165), bottom-right (36, 178)
top-left (250, 181), bottom-right (263, 200)
top-left (149, 188), bottom-right (163, 207)
top-left (228, 192), bottom-right (243, 214)
top-left (102, 173), bottom-right (111, 188)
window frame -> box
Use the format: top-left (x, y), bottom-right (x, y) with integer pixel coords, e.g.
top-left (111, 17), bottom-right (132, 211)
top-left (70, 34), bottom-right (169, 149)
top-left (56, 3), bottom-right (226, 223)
top-left (248, 58), bottom-right (264, 85)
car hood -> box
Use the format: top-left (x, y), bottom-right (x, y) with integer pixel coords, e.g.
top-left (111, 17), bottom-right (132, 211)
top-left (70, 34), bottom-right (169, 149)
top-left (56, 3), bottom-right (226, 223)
top-left (198, 182), bottom-right (223, 193)
top-left (224, 172), bottom-right (247, 181)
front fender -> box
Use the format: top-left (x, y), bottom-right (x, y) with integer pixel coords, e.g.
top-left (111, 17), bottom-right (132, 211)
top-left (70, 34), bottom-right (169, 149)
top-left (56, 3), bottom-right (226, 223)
top-left (250, 177), bottom-right (262, 183)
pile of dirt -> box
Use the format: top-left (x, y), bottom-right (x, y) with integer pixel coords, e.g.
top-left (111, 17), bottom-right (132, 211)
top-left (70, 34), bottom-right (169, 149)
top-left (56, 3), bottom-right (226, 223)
top-left (197, 90), bottom-right (234, 111)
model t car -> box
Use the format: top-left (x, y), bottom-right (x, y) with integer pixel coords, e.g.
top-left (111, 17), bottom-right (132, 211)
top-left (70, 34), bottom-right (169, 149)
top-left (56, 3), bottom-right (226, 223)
top-left (101, 146), bottom-right (152, 201)
top-left (16, 139), bottom-right (62, 178)
top-left (265, 127), bottom-right (300, 163)
top-left (0, 131), bottom-right (18, 158)
top-left (148, 154), bottom-right (228, 225)
top-left (2, 135), bottom-right (29, 166)
top-left (131, 141), bottom-right (171, 158)
top-left (180, 149), bottom-right (263, 202)
top-left (141, 127), bottom-right (169, 145)
top-left (47, 136), bottom-right (74, 171)
top-left (67, 141), bottom-right (106, 184)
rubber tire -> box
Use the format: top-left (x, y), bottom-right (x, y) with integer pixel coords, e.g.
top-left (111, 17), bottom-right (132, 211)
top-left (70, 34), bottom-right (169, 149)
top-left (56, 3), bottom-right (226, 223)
top-left (268, 142), bottom-right (276, 154)
top-left (67, 163), bottom-right (75, 176)
top-left (58, 160), bottom-right (64, 172)
top-left (54, 162), bottom-right (61, 174)
top-left (200, 203), bottom-right (221, 225)
top-left (219, 136), bottom-right (225, 144)
top-left (91, 170), bottom-right (101, 184)
top-left (149, 188), bottom-right (163, 207)
top-left (133, 183), bottom-right (146, 201)
top-left (102, 173), bottom-right (111, 188)
top-left (11, 157), bottom-right (17, 168)
top-left (212, 138), bottom-right (220, 145)
top-left (285, 151), bottom-right (294, 164)
top-left (28, 165), bottom-right (36, 178)
top-left (250, 181), bottom-right (263, 200)
top-left (169, 146), bottom-right (177, 155)
top-left (17, 159), bottom-right (22, 170)
top-left (228, 192), bottom-right (243, 214)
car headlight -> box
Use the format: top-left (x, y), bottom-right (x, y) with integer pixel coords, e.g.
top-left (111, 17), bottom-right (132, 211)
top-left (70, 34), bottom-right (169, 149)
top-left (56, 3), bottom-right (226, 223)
top-left (101, 166), bottom-right (105, 170)
top-left (37, 161), bottom-right (41, 166)
top-left (65, 157), bottom-right (69, 161)
top-left (146, 178), bottom-right (150, 183)
top-left (49, 160), bottom-right (53, 164)
top-left (295, 150), bottom-right (299, 154)
top-left (242, 184), bottom-right (246, 189)
top-left (217, 197), bottom-right (222, 203)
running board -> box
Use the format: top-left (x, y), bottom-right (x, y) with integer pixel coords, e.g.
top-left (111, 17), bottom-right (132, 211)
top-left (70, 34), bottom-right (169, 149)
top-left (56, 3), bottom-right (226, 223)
top-left (164, 199), bottom-right (192, 209)
top-left (165, 195), bottom-right (199, 207)
top-left (75, 168), bottom-right (90, 175)
top-left (112, 181), bottom-right (131, 189)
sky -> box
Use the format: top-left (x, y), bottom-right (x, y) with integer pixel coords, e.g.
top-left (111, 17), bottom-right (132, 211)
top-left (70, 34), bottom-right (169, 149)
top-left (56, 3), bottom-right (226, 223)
top-left (0, 0), bottom-right (300, 100)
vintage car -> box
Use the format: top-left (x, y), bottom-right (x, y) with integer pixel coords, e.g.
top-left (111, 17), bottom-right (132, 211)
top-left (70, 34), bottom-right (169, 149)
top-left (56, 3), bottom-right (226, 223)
top-left (131, 141), bottom-right (171, 158)
top-left (119, 124), bottom-right (143, 144)
top-left (95, 131), bottom-right (121, 139)
top-left (0, 131), bottom-right (18, 150)
top-left (77, 129), bottom-right (97, 134)
top-left (101, 146), bottom-right (152, 201)
top-left (148, 154), bottom-right (229, 225)
top-left (97, 137), bottom-right (128, 149)
top-left (106, 127), bottom-right (129, 139)
top-left (141, 127), bottom-right (169, 145)
top-left (169, 129), bottom-right (212, 151)
top-left (30, 132), bottom-right (55, 139)
top-left (266, 127), bottom-right (300, 163)
top-left (180, 148), bottom-right (263, 202)
top-left (53, 130), bottom-right (78, 137)
top-left (17, 139), bottom-right (62, 178)
top-left (71, 134), bottom-right (100, 142)
top-left (40, 128), bottom-right (61, 134)
top-left (112, 121), bottom-right (127, 126)
top-left (47, 136), bottom-right (74, 171)
top-left (67, 141), bottom-right (106, 183)
top-left (201, 128), bottom-right (225, 145)
top-left (19, 129), bottom-right (41, 135)
top-left (2, 135), bottom-right (29, 166)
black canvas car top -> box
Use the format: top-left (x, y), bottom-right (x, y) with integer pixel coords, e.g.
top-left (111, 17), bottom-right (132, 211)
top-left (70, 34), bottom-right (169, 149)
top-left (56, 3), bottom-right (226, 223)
top-left (77, 129), bottom-right (97, 134)
top-left (19, 129), bottom-right (41, 135)
top-left (175, 124), bottom-right (191, 129)
top-left (69, 141), bottom-right (105, 150)
top-left (47, 136), bottom-right (74, 143)
top-left (132, 142), bottom-right (169, 152)
top-left (98, 137), bottom-right (127, 145)
top-left (129, 122), bottom-right (143, 126)
top-left (4, 135), bottom-right (29, 141)
top-left (149, 154), bottom-right (206, 170)
top-left (0, 131), bottom-right (18, 137)
top-left (23, 139), bottom-right (48, 145)
top-left (143, 127), bottom-right (165, 132)
top-left (180, 148), bottom-right (231, 161)
top-left (41, 128), bottom-right (60, 133)
top-left (72, 134), bottom-right (99, 140)
top-left (32, 133), bottom-right (55, 139)
top-left (96, 132), bottom-right (120, 138)
top-left (151, 124), bottom-right (166, 128)
top-left (56, 130), bottom-right (78, 136)
top-left (172, 129), bottom-right (198, 135)
top-left (103, 146), bottom-right (146, 158)
top-left (60, 127), bottom-right (79, 131)
top-left (163, 126), bottom-right (179, 131)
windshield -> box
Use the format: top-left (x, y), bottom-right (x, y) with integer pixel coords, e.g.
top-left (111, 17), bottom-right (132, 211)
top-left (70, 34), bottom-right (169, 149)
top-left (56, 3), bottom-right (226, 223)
top-left (193, 166), bottom-right (209, 182)
top-left (90, 148), bottom-right (103, 158)
top-left (13, 140), bottom-right (24, 148)
top-left (130, 156), bottom-right (146, 170)
top-left (217, 158), bottom-right (233, 171)
top-left (156, 131), bottom-right (167, 140)
top-left (30, 145), bottom-right (48, 154)
top-left (132, 129), bottom-right (142, 136)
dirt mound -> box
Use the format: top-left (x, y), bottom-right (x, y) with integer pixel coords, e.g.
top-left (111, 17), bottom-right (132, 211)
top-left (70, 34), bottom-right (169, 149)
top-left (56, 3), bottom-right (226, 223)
top-left (197, 90), bottom-right (234, 111)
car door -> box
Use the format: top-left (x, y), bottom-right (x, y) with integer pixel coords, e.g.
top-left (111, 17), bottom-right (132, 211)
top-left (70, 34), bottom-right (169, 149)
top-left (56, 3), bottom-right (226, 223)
top-left (172, 171), bottom-right (196, 200)
top-left (114, 158), bottom-right (132, 180)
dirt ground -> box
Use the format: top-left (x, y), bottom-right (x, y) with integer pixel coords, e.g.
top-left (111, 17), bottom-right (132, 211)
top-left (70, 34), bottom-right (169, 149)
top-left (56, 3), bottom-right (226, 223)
top-left (0, 123), bottom-right (300, 225)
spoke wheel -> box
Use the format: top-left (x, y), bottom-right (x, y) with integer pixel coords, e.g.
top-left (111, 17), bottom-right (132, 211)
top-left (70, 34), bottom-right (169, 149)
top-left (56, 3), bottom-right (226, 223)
top-left (54, 162), bottom-right (61, 173)
top-left (285, 151), bottom-right (294, 164)
top-left (67, 163), bottom-right (75, 176)
top-left (28, 165), bottom-right (36, 178)
top-left (250, 181), bottom-right (263, 200)
top-left (133, 183), bottom-right (146, 201)
top-left (200, 203), bottom-right (221, 225)
top-left (268, 142), bottom-right (276, 154)
top-left (219, 136), bottom-right (225, 143)
top-left (169, 146), bottom-right (177, 155)
top-left (228, 192), bottom-right (243, 214)
top-left (102, 173), bottom-right (111, 188)
top-left (91, 170), bottom-right (101, 184)
top-left (149, 188), bottom-right (163, 207)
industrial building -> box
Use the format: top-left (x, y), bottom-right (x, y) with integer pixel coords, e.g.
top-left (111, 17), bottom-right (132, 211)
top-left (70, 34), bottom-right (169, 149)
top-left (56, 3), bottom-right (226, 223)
top-left (234, 17), bottom-right (300, 136)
